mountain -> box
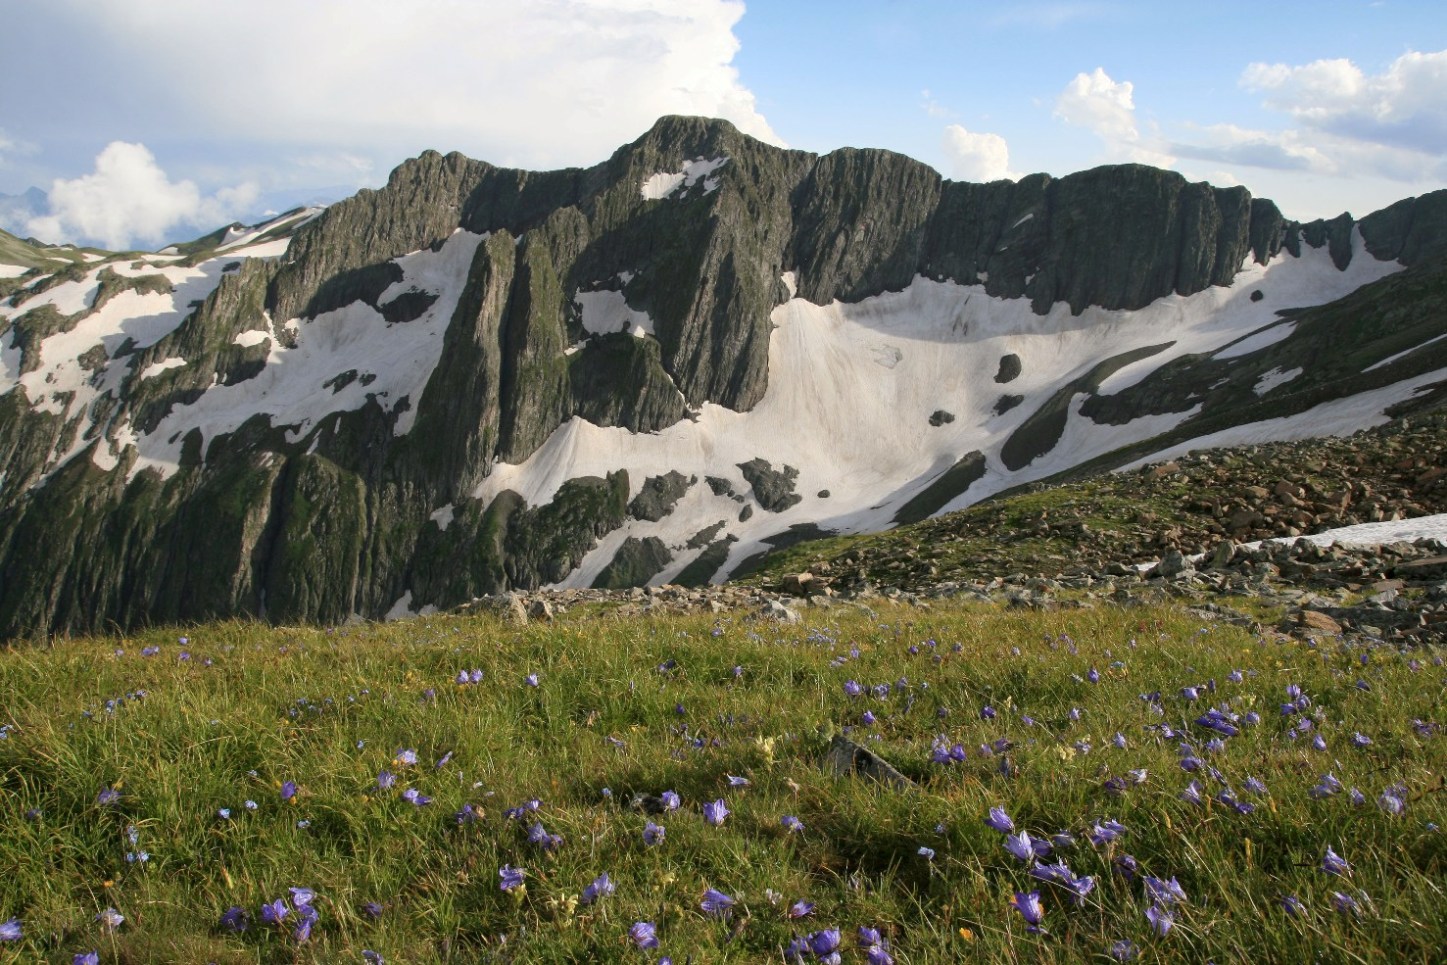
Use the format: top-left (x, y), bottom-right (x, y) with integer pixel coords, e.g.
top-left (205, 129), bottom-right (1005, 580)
top-left (0, 186), bottom-right (47, 238)
top-left (1, 115), bottom-right (1445, 639)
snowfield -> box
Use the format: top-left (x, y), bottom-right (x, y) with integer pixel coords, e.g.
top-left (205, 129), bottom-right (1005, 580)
top-left (477, 230), bottom-right (1407, 586)
top-left (0, 213), bottom-right (1433, 590)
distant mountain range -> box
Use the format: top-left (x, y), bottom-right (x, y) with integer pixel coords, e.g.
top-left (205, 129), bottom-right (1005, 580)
top-left (1, 115), bottom-right (1444, 638)
top-left (0, 183), bottom-right (353, 252)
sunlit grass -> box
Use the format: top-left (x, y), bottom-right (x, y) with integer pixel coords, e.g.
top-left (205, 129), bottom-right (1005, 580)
top-left (0, 602), bottom-right (1443, 963)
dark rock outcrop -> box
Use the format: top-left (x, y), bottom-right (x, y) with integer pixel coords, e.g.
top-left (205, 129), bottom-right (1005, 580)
top-left (738, 458), bottom-right (802, 513)
top-left (629, 471), bottom-right (693, 521)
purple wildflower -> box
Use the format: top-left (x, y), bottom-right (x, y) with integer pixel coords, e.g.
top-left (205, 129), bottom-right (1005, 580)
top-left (260, 899), bottom-right (288, 925)
top-left (781, 815), bottom-right (805, 833)
top-left (401, 788), bottom-right (432, 806)
top-left (1004, 831), bottom-right (1035, 864)
top-left (0, 918), bottom-right (20, 941)
top-left (917, 846), bottom-right (936, 861)
top-left (498, 864), bottom-right (525, 892)
top-left (1181, 781), bottom-right (1204, 806)
top-left (1144, 904), bottom-right (1174, 936)
top-left (1321, 846), bottom-right (1351, 877)
top-left (72, 952), bottom-right (99, 965)
top-left (1011, 890), bottom-right (1045, 932)
top-left (630, 921), bottom-right (659, 949)
top-left (703, 799), bottom-right (730, 826)
top-left (1090, 819), bottom-right (1126, 846)
top-left (580, 872), bottom-right (614, 906)
top-left (1144, 876), bottom-right (1187, 905)
top-left (280, 781), bottom-right (297, 802)
top-left (1281, 894), bottom-right (1306, 917)
top-left (787, 900), bottom-right (814, 919)
top-left (809, 928), bottom-right (842, 958)
top-left (1110, 939), bottom-right (1139, 960)
top-left (726, 774), bottom-right (750, 787)
top-left (219, 906), bottom-right (249, 932)
top-left (700, 887), bottom-right (735, 916)
top-left (643, 821), bottom-right (665, 846)
top-left (97, 788), bottom-right (120, 806)
top-left (661, 790), bottom-right (680, 810)
top-left (96, 908), bottom-right (124, 932)
top-left (985, 806), bottom-right (1014, 833)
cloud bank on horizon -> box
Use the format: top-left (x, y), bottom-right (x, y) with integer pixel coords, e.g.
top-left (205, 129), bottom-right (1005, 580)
top-left (0, 0), bottom-right (1443, 250)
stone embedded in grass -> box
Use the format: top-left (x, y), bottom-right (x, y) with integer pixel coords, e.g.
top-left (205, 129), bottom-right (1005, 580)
top-left (823, 735), bottom-right (916, 789)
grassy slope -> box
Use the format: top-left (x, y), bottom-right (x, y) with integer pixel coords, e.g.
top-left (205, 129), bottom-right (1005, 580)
top-left (0, 602), bottom-right (1442, 963)
top-left (0, 228), bottom-right (107, 272)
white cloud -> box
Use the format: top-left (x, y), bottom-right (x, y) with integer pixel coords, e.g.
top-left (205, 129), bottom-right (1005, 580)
top-left (920, 90), bottom-right (953, 120)
top-left (1055, 67), bottom-right (1139, 143)
top-left (54, 0), bottom-right (777, 170)
top-left (1168, 123), bottom-right (1328, 173)
top-left (941, 125), bottom-right (1019, 182)
top-left (1053, 68), bottom-right (1173, 167)
top-left (27, 142), bottom-right (258, 249)
top-left (1242, 49), bottom-right (1447, 159)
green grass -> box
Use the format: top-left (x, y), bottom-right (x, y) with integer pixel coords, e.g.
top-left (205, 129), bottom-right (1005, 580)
top-left (0, 602), bottom-right (1443, 963)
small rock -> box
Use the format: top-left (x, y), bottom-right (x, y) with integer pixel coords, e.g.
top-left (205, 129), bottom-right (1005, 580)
top-left (757, 599), bottom-right (800, 623)
top-left (823, 735), bottom-right (915, 789)
top-left (1292, 609), bottom-right (1342, 635)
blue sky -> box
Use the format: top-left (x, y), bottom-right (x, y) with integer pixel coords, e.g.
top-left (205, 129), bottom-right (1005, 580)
top-left (2, 0), bottom-right (1444, 248)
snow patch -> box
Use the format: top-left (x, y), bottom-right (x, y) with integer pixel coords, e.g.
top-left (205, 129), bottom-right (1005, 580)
top-left (124, 228), bottom-right (486, 479)
top-left (216, 207), bottom-right (325, 253)
top-left (139, 357), bottom-right (186, 380)
top-left (640, 156), bottom-right (729, 200)
top-left (1119, 366), bottom-right (1447, 472)
top-left (1010, 213), bottom-right (1035, 229)
top-left (1256, 513), bottom-right (1447, 551)
top-left (384, 592), bottom-right (415, 621)
top-left (0, 264), bottom-right (30, 279)
top-left (430, 504), bottom-right (456, 531)
top-left (1364, 333), bottom-right (1447, 373)
top-left (232, 330), bottom-right (270, 348)
top-left (575, 286), bottom-right (655, 338)
top-left (1253, 366), bottom-right (1302, 396)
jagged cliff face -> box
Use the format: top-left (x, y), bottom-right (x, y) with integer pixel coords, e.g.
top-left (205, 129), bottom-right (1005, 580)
top-left (2, 116), bottom-right (1446, 637)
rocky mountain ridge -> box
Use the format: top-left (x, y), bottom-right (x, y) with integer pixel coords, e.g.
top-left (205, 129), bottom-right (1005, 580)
top-left (2, 116), bottom-right (1446, 639)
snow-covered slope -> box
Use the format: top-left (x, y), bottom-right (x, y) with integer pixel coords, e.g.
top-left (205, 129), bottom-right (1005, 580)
top-left (476, 230), bottom-right (1428, 588)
